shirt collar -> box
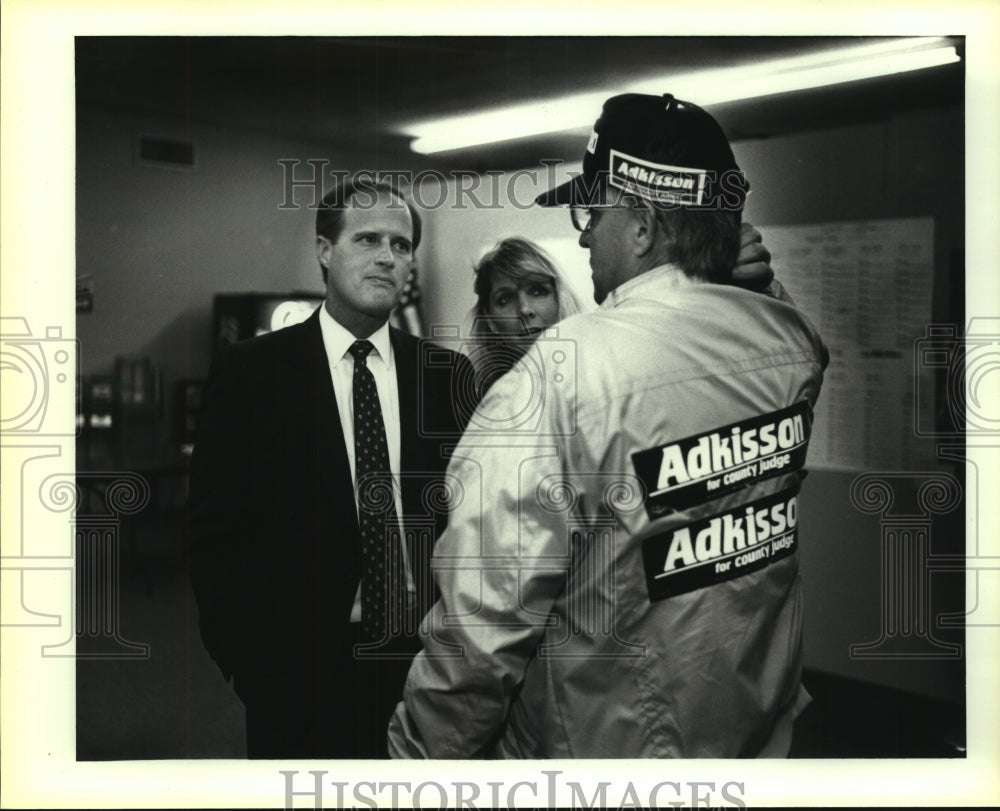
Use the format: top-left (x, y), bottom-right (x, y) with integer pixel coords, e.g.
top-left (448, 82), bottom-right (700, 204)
top-left (319, 304), bottom-right (393, 368)
top-left (599, 263), bottom-right (702, 310)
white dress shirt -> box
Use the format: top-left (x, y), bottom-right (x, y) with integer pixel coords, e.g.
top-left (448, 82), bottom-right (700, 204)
top-left (318, 305), bottom-right (412, 621)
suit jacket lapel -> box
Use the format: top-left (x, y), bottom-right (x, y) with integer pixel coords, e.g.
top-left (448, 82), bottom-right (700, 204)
top-left (304, 310), bottom-right (361, 564)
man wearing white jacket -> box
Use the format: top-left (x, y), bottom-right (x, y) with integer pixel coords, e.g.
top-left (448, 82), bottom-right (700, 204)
top-left (389, 92), bottom-right (827, 758)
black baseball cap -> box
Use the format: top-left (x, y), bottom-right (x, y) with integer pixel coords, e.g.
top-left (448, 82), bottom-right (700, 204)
top-left (535, 93), bottom-right (748, 210)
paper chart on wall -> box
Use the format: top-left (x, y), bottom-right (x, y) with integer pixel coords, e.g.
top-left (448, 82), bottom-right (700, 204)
top-left (765, 217), bottom-right (937, 471)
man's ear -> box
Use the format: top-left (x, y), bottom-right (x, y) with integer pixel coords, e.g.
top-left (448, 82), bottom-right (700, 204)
top-left (315, 235), bottom-right (331, 269)
top-left (630, 204), bottom-right (658, 258)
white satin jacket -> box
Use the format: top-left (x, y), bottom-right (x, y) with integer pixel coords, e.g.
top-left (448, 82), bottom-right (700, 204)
top-left (389, 265), bottom-right (827, 758)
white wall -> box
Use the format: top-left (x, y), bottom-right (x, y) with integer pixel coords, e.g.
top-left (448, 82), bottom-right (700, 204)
top-left (416, 163), bottom-right (595, 338)
top-left (77, 106), bottom-right (332, 385)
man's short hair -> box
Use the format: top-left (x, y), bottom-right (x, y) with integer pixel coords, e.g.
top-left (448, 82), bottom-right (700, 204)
top-left (636, 128), bottom-right (741, 283)
top-left (315, 176), bottom-right (422, 283)
top-left (653, 205), bottom-right (742, 284)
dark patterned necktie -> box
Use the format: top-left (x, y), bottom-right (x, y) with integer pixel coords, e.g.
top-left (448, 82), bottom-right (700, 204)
top-left (349, 340), bottom-right (403, 640)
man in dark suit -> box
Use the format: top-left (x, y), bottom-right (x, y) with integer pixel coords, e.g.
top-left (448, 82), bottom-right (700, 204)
top-left (189, 178), bottom-right (473, 759)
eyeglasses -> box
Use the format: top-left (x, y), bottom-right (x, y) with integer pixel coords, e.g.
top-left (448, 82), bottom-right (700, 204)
top-left (571, 206), bottom-right (596, 233)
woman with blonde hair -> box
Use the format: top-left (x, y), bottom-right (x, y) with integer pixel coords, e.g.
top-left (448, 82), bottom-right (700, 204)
top-left (462, 237), bottom-right (584, 396)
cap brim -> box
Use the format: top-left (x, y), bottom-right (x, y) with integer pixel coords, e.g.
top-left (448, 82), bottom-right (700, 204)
top-left (534, 178), bottom-right (575, 207)
top-left (534, 174), bottom-right (601, 208)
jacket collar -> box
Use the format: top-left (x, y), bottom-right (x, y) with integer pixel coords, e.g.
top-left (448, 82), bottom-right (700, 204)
top-left (318, 303), bottom-right (394, 370)
top-left (600, 263), bottom-right (703, 310)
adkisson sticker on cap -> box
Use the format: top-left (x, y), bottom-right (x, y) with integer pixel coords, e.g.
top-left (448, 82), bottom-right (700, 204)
top-left (608, 148), bottom-right (708, 207)
top-left (534, 92), bottom-right (750, 210)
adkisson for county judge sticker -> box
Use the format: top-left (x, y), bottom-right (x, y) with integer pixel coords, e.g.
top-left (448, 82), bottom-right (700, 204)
top-left (631, 401), bottom-right (811, 519)
top-left (642, 485), bottom-right (801, 602)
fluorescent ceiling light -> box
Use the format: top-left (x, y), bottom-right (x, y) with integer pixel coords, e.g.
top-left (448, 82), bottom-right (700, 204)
top-left (406, 37), bottom-right (959, 154)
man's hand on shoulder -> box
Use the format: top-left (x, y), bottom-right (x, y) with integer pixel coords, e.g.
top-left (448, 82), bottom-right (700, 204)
top-left (732, 222), bottom-right (796, 305)
top-left (733, 222), bottom-right (773, 289)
